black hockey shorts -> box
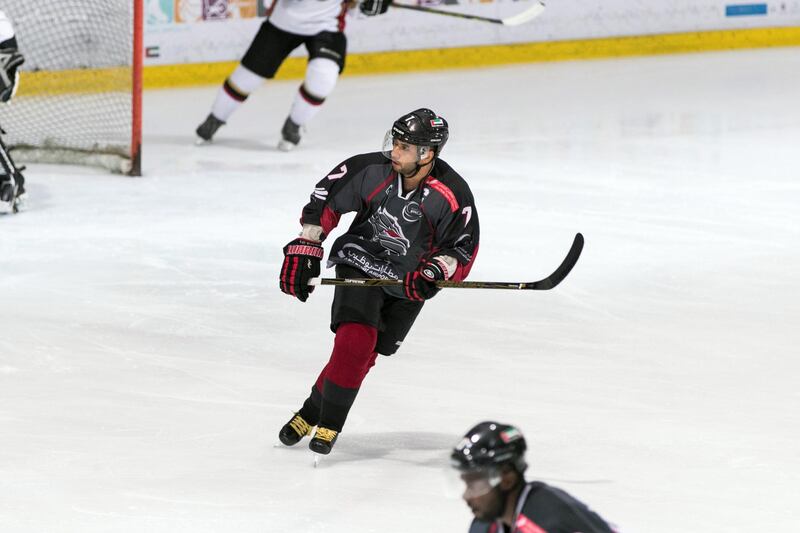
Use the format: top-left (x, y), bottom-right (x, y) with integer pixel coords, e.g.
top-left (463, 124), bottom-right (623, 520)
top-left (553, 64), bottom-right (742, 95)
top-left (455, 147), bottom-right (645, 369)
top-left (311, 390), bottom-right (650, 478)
top-left (330, 265), bottom-right (424, 356)
top-left (241, 21), bottom-right (347, 79)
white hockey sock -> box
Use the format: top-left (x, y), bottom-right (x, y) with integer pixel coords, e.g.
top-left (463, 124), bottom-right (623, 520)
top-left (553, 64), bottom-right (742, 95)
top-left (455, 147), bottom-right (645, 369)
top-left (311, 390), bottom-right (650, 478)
top-left (288, 58), bottom-right (339, 127)
top-left (210, 64), bottom-right (264, 122)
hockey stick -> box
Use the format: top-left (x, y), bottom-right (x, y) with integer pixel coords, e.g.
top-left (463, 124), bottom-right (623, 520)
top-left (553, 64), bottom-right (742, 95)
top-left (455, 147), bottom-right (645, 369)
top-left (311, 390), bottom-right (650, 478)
top-left (391, 0), bottom-right (545, 27)
top-left (310, 233), bottom-right (583, 291)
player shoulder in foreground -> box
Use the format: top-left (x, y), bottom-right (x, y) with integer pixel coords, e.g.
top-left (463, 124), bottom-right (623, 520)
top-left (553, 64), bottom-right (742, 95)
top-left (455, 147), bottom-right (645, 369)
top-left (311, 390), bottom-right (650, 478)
top-left (452, 422), bottom-right (619, 533)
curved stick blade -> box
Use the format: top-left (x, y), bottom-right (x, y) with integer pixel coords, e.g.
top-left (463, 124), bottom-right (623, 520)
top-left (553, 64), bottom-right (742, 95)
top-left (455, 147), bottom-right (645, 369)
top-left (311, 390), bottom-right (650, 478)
top-left (530, 232), bottom-right (584, 290)
top-left (502, 1), bottom-right (546, 26)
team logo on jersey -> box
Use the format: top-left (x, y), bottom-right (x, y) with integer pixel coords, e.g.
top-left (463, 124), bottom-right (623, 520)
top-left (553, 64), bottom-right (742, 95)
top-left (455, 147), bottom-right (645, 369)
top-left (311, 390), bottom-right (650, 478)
top-left (337, 243), bottom-right (400, 280)
top-left (369, 207), bottom-right (410, 256)
top-left (402, 201), bottom-right (422, 223)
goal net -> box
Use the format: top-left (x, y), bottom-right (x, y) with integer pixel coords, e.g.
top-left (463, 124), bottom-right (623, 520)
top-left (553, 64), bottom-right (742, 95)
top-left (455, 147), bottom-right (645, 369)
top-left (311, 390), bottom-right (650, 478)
top-left (0, 1), bottom-right (142, 175)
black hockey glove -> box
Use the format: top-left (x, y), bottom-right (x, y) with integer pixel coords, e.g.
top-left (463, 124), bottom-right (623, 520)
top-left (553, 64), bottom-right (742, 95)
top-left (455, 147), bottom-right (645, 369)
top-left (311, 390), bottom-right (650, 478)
top-left (280, 238), bottom-right (324, 302)
top-left (360, 0), bottom-right (392, 16)
top-left (0, 48), bottom-right (24, 103)
top-left (403, 257), bottom-right (450, 301)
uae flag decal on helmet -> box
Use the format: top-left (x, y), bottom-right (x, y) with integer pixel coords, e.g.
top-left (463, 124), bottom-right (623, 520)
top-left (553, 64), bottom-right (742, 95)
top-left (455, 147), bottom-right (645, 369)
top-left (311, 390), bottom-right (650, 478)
top-left (430, 118), bottom-right (445, 128)
top-left (499, 427), bottom-right (522, 443)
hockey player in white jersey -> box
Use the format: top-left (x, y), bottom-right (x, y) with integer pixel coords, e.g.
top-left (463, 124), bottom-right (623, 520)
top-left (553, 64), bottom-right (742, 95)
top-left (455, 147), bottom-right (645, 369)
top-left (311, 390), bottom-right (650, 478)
top-left (0, 9), bottom-right (26, 213)
top-left (196, 0), bottom-right (392, 151)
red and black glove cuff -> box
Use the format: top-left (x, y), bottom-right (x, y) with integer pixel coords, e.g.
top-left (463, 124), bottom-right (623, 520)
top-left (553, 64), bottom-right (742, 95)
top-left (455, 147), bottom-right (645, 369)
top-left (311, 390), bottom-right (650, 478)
top-left (404, 271), bottom-right (439, 301)
top-left (284, 239), bottom-right (324, 259)
top-left (280, 238), bottom-right (324, 302)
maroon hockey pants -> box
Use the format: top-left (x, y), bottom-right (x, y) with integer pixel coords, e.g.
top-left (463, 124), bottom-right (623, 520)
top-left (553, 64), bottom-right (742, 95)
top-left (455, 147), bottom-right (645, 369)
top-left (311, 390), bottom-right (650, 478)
top-left (311, 322), bottom-right (378, 431)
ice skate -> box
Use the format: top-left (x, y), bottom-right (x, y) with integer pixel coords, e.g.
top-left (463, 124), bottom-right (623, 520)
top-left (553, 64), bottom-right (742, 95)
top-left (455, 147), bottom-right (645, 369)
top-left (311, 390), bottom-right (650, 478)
top-left (0, 179), bottom-right (14, 213)
top-left (309, 426), bottom-right (338, 455)
top-left (0, 174), bottom-right (23, 214)
top-left (277, 116), bottom-right (302, 152)
top-left (195, 113), bottom-right (225, 143)
top-left (13, 184), bottom-right (26, 212)
top-left (278, 413), bottom-right (314, 446)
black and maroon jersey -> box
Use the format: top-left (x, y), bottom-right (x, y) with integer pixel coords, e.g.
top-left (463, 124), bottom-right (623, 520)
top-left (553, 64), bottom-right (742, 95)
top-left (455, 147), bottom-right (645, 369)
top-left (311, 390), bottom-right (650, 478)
top-left (469, 482), bottom-right (617, 533)
top-left (300, 152), bottom-right (479, 298)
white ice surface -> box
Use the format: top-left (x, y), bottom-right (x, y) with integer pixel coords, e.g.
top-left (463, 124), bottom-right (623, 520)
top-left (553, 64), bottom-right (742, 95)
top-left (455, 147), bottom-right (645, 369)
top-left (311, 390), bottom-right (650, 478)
top-left (2, 48), bottom-right (800, 532)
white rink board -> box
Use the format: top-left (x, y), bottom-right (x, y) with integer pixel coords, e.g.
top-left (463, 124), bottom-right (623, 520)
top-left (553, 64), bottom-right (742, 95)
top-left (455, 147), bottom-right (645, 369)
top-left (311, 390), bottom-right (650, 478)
top-left (144, 0), bottom-right (800, 66)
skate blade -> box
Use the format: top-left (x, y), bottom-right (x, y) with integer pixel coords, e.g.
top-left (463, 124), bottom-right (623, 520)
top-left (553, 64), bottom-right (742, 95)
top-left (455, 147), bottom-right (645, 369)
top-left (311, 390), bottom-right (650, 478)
top-left (277, 140), bottom-right (297, 152)
top-left (273, 441), bottom-right (306, 450)
top-left (313, 452), bottom-right (323, 468)
top-left (13, 193), bottom-right (27, 213)
top-left (0, 197), bottom-right (18, 214)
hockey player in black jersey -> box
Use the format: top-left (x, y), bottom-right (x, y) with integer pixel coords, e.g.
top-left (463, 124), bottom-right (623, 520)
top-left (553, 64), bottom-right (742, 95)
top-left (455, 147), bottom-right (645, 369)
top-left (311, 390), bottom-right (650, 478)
top-left (277, 108), bottom-right (479, 455)
top-left (451, 422), bottom-right (618, 533)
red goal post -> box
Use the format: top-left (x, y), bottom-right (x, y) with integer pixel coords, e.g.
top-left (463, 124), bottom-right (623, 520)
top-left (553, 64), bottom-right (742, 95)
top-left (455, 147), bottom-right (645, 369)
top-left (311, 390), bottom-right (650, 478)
top-left (0, 0), bottom-right (143, 176)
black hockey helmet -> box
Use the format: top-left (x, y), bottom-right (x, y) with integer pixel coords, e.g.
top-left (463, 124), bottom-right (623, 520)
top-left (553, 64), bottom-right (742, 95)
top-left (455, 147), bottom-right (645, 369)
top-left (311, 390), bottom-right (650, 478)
top-left (389, 108), bottom-right (449, 155)
top-left (451, 421), bottom-right (528, 474)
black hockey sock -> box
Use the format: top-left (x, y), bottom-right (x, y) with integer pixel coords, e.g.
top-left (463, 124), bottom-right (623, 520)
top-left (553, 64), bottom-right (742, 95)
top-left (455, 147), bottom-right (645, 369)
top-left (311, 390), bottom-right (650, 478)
top-left (318, 401), bottom-right (352, 433)
top-left (318, 379), bottom-right (359, 432)
top-left (297, 386), bottom-right (322, 426)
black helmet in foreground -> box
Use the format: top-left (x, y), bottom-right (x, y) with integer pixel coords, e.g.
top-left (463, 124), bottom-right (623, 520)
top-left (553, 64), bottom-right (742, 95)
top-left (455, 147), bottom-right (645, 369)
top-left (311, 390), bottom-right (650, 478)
top-left (391, 108), bottom-right (449, 155)
top-left (451, 421), bottom-right (528, 474)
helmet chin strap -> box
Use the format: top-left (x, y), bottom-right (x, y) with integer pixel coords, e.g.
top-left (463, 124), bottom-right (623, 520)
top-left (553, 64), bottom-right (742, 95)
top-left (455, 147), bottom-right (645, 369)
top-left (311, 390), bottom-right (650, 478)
top-left (400, 162), bottom-right (424, 178)
top-left (401, 148), bottom-right (435, 179)
top-left (496, 473), bottom-right (524, 523)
